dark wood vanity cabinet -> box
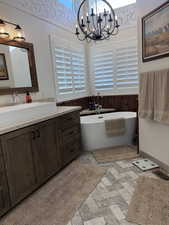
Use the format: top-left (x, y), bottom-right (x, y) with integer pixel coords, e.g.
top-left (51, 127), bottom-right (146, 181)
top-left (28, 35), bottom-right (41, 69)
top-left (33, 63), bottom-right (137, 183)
top-left (0, 110), bottom-right (81, 216)
top-left (1, 127), bottom-right (37, 206)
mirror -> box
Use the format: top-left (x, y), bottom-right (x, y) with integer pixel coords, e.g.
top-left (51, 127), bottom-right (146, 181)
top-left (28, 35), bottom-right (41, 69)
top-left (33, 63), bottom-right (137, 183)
top-left (0, 39), bottom-right (38, 95)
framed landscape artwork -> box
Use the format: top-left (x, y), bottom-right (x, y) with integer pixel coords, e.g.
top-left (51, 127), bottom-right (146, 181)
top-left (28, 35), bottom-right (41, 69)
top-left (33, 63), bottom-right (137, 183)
top-left (142, 1), bottom-right (169, 62)
top-left (0, 53), bottom-right (8, 80)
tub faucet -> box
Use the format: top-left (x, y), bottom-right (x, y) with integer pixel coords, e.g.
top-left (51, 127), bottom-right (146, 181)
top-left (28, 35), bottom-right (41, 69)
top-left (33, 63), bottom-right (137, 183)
top-left (95, 104), bottom-right (102, 114)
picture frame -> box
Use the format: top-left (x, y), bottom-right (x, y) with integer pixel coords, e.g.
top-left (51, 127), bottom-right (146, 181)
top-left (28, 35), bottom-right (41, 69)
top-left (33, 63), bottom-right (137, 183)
top-left (142, 1), bottom-right (169, 62)
top-left (0, 53), bottom-right (8, 80)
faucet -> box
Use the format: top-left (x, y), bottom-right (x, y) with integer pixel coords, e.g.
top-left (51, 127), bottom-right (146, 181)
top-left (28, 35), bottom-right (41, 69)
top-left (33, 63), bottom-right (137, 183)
top-left (95, 92), bottom-right (102, 114)
top-left (95, 104), bottom-right (102, 114)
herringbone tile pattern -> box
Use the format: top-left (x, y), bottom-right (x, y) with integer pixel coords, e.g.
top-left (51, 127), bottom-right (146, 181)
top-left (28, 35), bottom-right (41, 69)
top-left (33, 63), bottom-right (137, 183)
top-left (67, 152), bottom-right (157, 225)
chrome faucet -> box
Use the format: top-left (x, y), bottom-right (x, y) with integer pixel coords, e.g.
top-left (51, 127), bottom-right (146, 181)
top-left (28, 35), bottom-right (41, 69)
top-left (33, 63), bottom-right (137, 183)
top-left (95, 92), bottom-right (102, 114)
top-left (95, 104), bottom-right (102, 114)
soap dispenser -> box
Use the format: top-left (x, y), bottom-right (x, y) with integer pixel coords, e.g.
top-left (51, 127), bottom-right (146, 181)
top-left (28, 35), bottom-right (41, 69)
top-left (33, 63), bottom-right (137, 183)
top-left (25, 91), bottom-right (32, 103)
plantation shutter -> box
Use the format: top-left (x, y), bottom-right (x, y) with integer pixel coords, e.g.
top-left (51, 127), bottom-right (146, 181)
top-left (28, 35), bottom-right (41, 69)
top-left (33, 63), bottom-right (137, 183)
top-left (93, 51), bottom-right (114, 90)
top-left (91, 41), bottom-right (138, 94)
top-left (55, 47), bottom-right (86, 95)
top-left (116, 45), bottom-right (138, 89)
top-left (72, 51), bottom-right (86, 92)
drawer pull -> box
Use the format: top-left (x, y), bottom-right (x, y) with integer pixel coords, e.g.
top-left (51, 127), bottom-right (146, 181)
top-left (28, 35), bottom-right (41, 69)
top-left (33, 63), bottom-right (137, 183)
top-left (66, 117), bottom-right (73, 122)
top-left (70, 148), bottom-right (75, 153)
top-left (36, 130), bottom-right (40, 138)
top-left (68, 131), bottom-right (74, 136)
top-left (32, 131), bottom-right (36, 140)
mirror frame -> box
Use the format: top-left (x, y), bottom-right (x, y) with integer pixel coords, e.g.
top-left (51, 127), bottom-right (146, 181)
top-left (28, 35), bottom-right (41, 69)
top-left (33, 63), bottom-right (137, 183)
top-left (0, 38), bottom-right (39, 95)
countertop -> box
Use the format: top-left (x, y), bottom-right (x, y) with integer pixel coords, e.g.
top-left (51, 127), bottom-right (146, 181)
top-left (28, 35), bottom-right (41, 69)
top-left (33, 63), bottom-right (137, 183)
top-left (0, 104), bottom-right (81, 135)
top-left (80, 108), bottom-right (116, 116)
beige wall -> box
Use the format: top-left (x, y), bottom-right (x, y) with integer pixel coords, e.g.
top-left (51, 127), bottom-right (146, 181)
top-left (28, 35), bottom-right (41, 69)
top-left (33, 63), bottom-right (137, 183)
top-left (137, 0), bottom-right (169, 166)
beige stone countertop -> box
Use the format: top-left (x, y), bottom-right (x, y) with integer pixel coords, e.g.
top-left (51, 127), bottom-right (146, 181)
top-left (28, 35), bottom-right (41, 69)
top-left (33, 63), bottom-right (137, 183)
top-left (0, 104), bottom-right (81, 135)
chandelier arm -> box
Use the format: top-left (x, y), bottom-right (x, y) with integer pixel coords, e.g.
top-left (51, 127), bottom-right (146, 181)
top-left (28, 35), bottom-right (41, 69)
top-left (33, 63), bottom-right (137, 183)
top-left (109, 21), bottom-right (116, 34)
top-left (109, 23), bottom-right (119, 36)
top-left (110, 27), bottom-right (119, 36)
top-left (77, 0), bottom-right (88, 36)
top-left (100, 32), bottom-right (107, 40)
top-left (103, 0), bottom-right (116, 26)
top-left (86, 37), bottom-right (92, 43)
top-left (91, 16), bottom-right (97, 32)
top-left (87, 22), bottom-right (91, 33)
top-left (96, 14), bottom-right (99, 32)
top-left (76, 33), bottom-right (87, 41)
top-left (102, 16), bottom-right (108, 31)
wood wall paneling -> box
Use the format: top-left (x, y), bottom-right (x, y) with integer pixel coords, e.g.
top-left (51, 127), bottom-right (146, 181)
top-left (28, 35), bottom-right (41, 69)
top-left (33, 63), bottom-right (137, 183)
top-left (57, 95), bottom-right (138, 112)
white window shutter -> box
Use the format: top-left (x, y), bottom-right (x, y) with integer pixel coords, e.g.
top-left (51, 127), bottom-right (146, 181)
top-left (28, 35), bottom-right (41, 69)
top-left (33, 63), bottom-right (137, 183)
top-left (93, 51), bottom-right (115, 90)
top-left (91, 41), bottom-right (139, 94)
top-left (116, 46), bottom-right (138, 90)
top-left (55, 47), bottom-right (86, 95)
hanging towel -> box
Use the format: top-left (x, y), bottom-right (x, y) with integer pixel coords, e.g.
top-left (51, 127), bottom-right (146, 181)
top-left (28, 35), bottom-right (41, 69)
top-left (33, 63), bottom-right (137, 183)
top-left (154, 68), bottom-right (169, 124)
top-left (105, 118), bottom-right (126, 137)
top-left (139, 71), bottom-right (155, 120)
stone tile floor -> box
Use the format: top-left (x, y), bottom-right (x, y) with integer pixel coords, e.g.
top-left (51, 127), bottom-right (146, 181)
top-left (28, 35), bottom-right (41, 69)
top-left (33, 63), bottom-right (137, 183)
top-left (67, 152), bottom-right (157, 225)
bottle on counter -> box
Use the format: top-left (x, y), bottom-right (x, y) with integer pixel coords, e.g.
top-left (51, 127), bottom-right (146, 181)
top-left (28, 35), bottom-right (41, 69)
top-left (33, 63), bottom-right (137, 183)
top-left (25, 91), bottom-right (32, 103)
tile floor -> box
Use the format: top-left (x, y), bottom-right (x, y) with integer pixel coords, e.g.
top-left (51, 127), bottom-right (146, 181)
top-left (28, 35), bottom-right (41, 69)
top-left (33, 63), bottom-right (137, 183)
top-left (67, 152), bottom-right (157, 225)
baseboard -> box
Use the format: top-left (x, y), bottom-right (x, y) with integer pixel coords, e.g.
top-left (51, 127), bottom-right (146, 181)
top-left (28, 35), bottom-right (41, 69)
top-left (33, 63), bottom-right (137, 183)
top-left (140, 151), bottom-right (169, 173)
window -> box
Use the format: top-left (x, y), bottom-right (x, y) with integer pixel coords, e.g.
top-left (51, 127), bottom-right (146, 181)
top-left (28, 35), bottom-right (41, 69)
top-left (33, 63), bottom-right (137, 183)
top-left (89, 0), bottom-right (136, 13)
top-left (59, 0), bottom-right (72, 9)
top-left (91, 40), bottom-right (138, 94)
top-left (54, 46), bottom-right (86, 98)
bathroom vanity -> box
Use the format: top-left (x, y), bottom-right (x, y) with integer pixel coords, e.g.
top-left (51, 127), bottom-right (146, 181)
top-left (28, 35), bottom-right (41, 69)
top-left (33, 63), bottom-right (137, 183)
top-left (0, 103), bottom-right (81, 217)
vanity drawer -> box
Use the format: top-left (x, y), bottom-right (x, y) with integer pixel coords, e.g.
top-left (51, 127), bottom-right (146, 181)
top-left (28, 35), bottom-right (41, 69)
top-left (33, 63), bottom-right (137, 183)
top-left (62, 125), bottom-right (80, 142)
top-left (62, 137), bottom-right (81, 166)
top-left (59, 111), bottom-right (80, 129)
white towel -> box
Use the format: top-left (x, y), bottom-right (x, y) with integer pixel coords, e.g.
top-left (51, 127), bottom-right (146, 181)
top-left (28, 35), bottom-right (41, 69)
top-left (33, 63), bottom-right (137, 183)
top-left (105, 118), bottom-right (126, 137)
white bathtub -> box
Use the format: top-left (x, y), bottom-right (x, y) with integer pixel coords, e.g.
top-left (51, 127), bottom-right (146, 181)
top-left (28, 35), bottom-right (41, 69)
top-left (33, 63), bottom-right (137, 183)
top-left (80, 112), bottom-right (137, 151)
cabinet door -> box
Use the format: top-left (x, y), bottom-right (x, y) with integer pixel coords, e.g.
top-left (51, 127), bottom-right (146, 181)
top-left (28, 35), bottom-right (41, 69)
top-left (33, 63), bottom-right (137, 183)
top-left (0, 148), bottom-right (10, 216)
top-left (1, 128), bottom-right (36, 205)
top-left (32, 120), bottom-right (60, 184)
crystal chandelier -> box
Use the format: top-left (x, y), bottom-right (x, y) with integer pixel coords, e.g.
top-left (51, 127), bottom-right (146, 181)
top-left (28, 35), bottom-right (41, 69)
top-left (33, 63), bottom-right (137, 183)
top-left (75, 0), bottom-right (120, 42)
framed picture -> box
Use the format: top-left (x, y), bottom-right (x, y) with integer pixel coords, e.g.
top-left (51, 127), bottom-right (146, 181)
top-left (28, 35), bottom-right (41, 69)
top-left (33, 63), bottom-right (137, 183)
top-left (142, 1), bottom-right (169, 62)
top-left (0, 53), bottom-right (8, 80)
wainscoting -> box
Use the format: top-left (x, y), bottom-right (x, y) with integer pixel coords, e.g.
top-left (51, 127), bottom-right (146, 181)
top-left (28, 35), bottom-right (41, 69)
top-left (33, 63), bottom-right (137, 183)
top-left (57, 97), bottom-right (89, 110)
top-left (57, 95), bottom-right (138, 112)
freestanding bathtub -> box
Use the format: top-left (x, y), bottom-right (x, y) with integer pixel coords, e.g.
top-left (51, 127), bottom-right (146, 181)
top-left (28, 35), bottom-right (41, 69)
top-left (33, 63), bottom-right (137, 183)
top-left (80, 112), bottom-right (137, 151)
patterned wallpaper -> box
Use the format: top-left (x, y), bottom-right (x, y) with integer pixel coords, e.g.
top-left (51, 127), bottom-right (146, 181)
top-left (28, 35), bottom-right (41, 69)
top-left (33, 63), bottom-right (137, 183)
top-left (0, 0), bottom-right (136, 30)
top-left (115, 4), bottom-right (137, 27)
top-left (0, 0), bottom-right (76, 28)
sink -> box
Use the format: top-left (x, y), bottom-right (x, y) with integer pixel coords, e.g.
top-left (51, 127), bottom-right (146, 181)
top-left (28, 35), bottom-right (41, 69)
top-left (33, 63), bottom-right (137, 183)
top-left (0, 102), bottom-right (57, 126)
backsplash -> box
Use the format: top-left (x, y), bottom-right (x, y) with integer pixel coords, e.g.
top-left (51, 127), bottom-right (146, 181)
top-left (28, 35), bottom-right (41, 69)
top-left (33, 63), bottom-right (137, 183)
top-left (57, 95), bottom-right (138, 112)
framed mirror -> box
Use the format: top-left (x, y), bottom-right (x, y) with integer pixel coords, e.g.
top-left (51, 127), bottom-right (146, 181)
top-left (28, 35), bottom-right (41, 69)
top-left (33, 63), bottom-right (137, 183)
top-left (0, 39), bottom-right (39, 95)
